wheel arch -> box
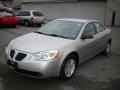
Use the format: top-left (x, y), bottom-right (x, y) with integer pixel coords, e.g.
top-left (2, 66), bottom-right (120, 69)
top-left (59, 51), bottom-right (79, 79)
top-left (108, 38), bottom-right (112, 44)
top-left (24, 19), bottom-right (28, 23)
top-left (67, 52), bottom-right (79, 67)
top-left (61, 51), bottom-right (79, 68)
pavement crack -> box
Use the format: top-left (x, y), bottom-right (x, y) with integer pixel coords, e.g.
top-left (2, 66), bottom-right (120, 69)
top-left (4, 30), bottom-right (22, 36)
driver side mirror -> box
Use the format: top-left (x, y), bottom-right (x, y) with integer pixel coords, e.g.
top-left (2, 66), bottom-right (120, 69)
top-left (81, 33), bottom-right (93, 40)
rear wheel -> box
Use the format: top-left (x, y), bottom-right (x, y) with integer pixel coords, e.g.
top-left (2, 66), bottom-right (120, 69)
top-left (60, 55), bottom-right (77, 80)
top-left (103, 42), bottom-right (111, 55)
top-left (37, 24), bottom-right (42, 27)
top-left (24, 21), bottom-right (29, 26)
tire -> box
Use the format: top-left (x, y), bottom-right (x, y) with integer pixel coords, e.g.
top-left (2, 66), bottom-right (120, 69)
top-left (103, 42), bottom-right (111, 55)
top-left (11, 25), bottom-right (16, 28)
top-left (42, 22), bottom-right (45, 24)
top-left (37, 24), bottom-right (42, 27)
top-left (0, 24), bottom-right (3, 28)
top-left (59, 55), bottom-right (77, 80)
top-left (24, 21), bottom-right (29, 27)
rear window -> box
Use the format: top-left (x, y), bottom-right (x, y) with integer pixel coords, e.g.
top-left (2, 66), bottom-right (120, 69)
top-left (16, 11), bottom-right (30, 16)
top-left (32, 11), bottom-right (43, 16)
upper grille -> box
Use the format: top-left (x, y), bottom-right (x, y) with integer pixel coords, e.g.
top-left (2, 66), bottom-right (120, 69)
top-left (10, 49), bottom-right (15, 59)
top-left (9, 49), bottom-right (27, 61)
top-left (15, 53), bottom-right (27, 61)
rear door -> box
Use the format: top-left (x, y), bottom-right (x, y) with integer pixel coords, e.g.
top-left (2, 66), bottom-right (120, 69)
top-left (94, 22), bottom-right (109, 51)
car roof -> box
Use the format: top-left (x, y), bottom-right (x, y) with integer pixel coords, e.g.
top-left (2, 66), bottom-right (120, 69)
top-left (19, 10), bottom-right (41, 12)
top-left (57, 18), bottom-right (98, 23)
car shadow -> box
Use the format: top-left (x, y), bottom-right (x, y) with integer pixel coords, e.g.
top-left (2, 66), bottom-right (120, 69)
top-left (0, 25), bottom-right (16, 28)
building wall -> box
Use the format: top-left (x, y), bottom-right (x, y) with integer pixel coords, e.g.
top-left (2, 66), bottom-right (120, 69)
top-left (22, 1), bottom-right (106, 24)
top-left (0, 0), bottom-right (13, 7)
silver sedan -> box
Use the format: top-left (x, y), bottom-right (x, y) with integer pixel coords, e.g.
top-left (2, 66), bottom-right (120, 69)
top-left (5, 18), bottom-right (111, 80)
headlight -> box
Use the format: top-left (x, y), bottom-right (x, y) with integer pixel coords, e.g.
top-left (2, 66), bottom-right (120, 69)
top-left (5, 40), bottom-right (14, 55)
top-left (29, 50), bottom-right (59, 61)
top-left (5, 46), bottom-right (9, 55)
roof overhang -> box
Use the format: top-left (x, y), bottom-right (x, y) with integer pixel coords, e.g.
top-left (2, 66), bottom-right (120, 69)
top-left (22, 0), bottom-right (107, 4)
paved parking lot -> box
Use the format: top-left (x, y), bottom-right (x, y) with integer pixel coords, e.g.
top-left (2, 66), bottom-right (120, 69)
top-left (0, 25), bottom-right (120, 90)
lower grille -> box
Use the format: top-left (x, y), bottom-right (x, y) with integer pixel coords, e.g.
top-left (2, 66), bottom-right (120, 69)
top-left (15, 53), bottom-right (26, 61)
top-left (14, 68), bottom-right (43, 77)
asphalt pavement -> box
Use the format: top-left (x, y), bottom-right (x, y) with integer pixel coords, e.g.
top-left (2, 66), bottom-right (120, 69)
top-left (0, 25), bottom-right (120, 90)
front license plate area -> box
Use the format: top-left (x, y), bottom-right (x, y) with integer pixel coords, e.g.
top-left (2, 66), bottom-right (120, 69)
top-left (7, 59), bottom-right (18, 68)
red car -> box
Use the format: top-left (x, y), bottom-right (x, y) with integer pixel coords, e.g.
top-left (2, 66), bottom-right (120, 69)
top-left (0, 11), bottom-right (17, 27)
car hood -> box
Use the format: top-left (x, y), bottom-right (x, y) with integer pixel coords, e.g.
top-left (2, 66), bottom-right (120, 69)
top-left (11, 32), bottom-right (73, 53)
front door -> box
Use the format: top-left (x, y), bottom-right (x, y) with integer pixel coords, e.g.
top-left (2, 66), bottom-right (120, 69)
top-left (78, 23), bottom-right (98, 62)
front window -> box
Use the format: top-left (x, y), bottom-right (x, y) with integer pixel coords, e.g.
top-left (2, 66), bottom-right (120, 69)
top-left (36, 20), bottom-right (84, 39)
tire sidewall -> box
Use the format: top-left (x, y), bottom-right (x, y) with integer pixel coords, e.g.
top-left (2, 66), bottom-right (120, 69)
top-left (105, 42), bottom-right (111, 55)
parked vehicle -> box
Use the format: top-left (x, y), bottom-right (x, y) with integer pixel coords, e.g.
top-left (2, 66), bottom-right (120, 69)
top-left (0, 10), bottom-right (17, 27)
top-left (5, 19), bottom-right (111, 80)
top-left (16, 10), bottom-right (45, 26)
top-left (0, 4), bottom-right (13, 13)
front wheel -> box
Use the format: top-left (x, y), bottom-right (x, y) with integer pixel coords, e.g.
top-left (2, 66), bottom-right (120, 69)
top-left (60, 55), bottom-right (77, 80)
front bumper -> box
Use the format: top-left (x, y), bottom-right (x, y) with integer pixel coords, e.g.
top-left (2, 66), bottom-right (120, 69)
top-left (1, 21), bottom-right (17, 25)
top-left (29, 19), bottom-right (44, 25)
top-left (6, 57), bottom-right (60, 78)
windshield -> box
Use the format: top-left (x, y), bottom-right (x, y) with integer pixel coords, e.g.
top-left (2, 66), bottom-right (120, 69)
top-left (36, 20), bottom-right (84, 39)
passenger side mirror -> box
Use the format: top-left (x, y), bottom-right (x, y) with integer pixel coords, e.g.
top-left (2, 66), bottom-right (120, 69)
top-left (81, 33), bottom-right (93, 40)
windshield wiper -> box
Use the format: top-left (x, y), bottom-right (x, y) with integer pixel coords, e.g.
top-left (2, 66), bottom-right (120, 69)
top-left (34, 31), bottom-right (71, 39)
top-left (48, 34), bottom-right (70, 39)
top-left (34, 31), bottom-right (48, 35)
